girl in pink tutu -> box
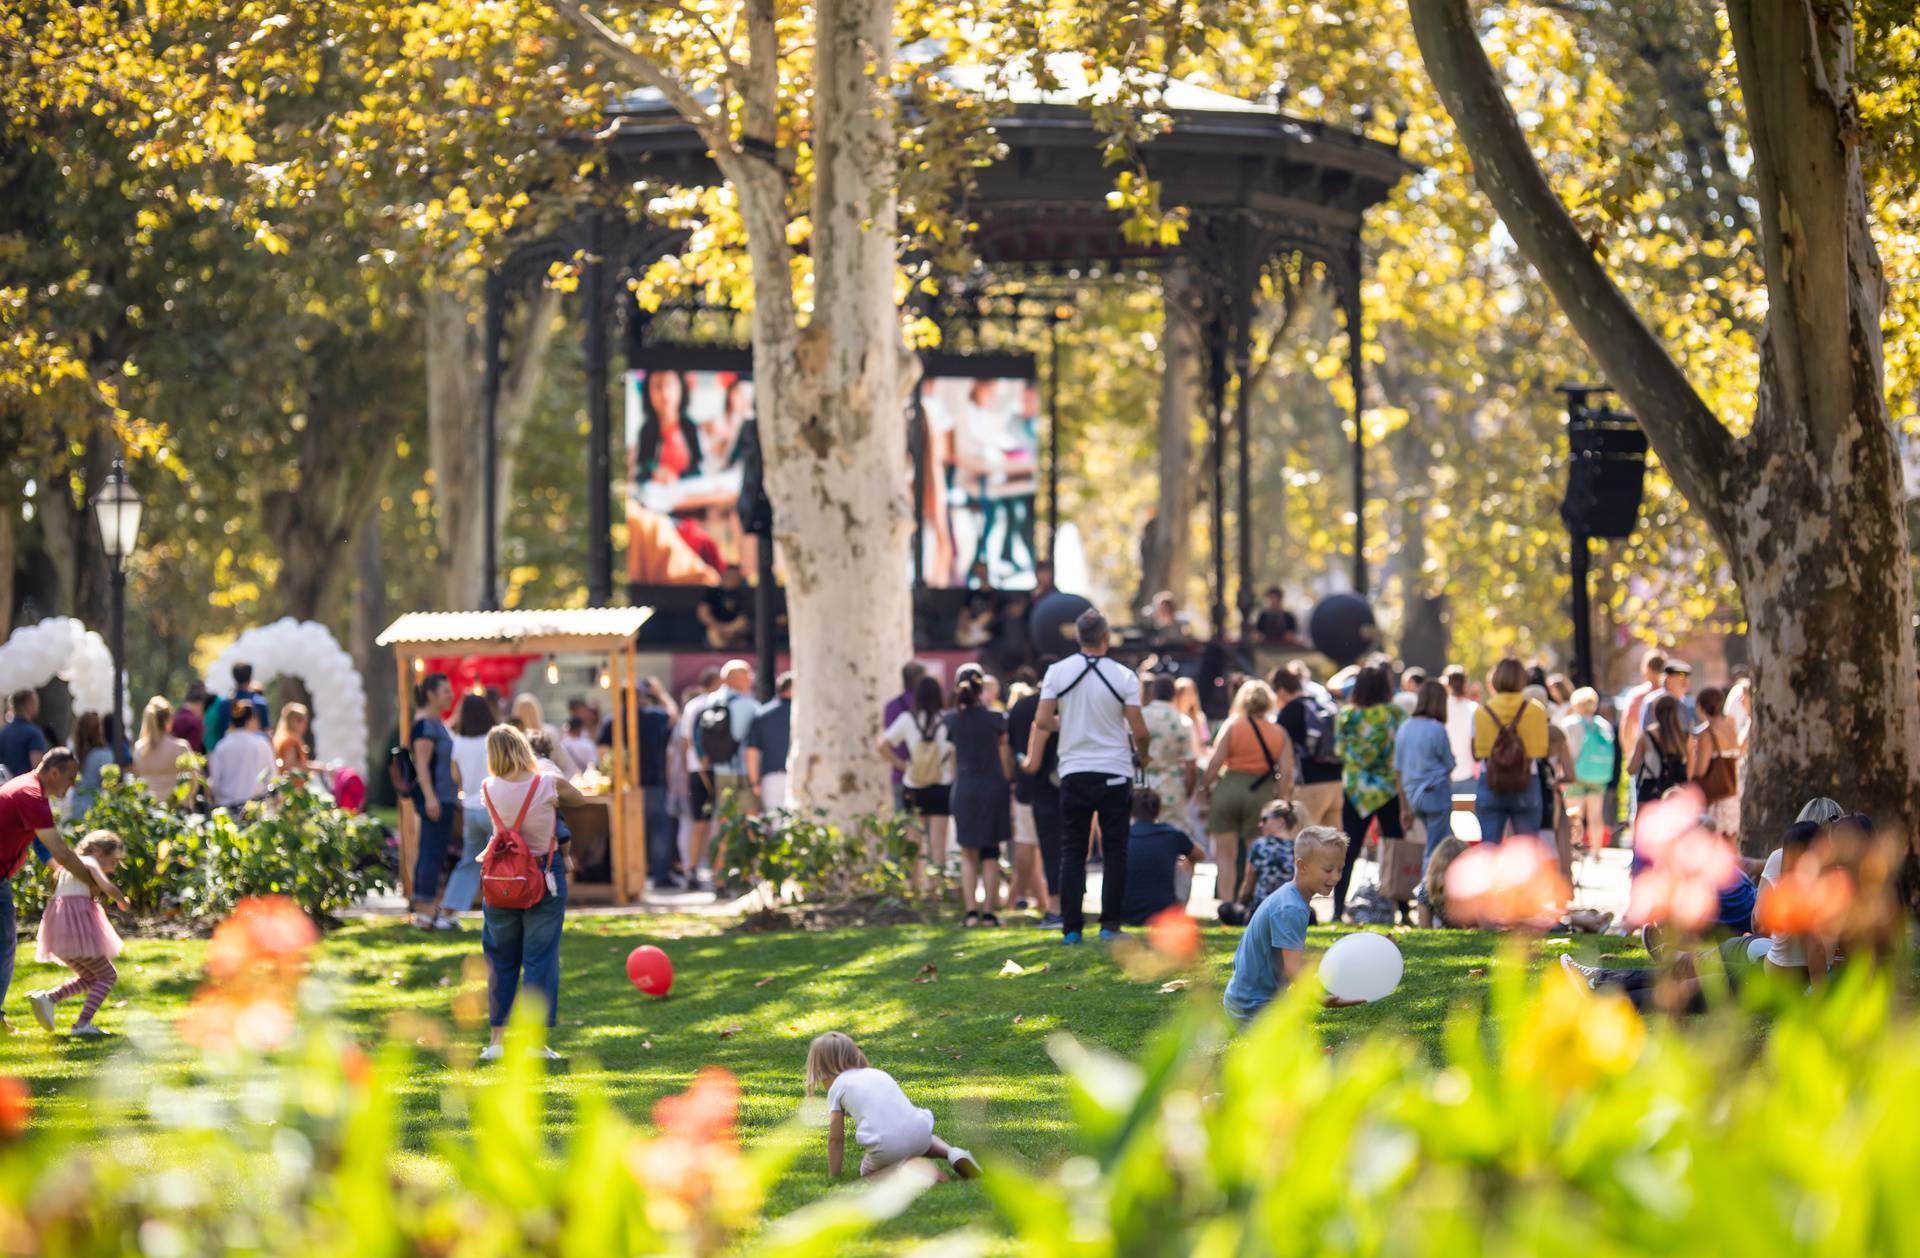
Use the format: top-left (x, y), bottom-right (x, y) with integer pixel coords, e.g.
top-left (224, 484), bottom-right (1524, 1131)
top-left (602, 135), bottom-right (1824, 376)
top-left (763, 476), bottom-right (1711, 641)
top-left (26, 830), bottom-right (127, 1037)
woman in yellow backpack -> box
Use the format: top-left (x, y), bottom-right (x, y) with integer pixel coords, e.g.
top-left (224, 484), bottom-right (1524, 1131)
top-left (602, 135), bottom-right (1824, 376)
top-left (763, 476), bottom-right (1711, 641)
top-left (1471, 659), bottom-right (1551, 852)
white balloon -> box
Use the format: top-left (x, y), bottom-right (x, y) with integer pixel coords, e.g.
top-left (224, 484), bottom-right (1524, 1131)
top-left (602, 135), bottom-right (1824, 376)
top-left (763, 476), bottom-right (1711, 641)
top-left (207, 622), bottom-right (371, 768)
top-left (1319, 932), bottom-right (1404, 1003)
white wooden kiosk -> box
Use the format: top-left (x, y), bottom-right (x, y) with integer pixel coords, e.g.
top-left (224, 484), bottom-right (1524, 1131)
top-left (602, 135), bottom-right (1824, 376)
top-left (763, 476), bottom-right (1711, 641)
top-left (377, 608), bottom-right (653, 905)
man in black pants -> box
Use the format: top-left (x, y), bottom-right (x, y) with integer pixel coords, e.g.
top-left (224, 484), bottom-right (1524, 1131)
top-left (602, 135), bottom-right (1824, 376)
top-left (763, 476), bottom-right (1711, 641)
top-left (1024, 610), bottom-right (1149, 944)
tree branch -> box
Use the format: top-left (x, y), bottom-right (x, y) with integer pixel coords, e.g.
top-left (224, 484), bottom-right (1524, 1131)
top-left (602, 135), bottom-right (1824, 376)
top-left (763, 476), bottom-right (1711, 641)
top-left (549, 0), bottom-right (727, 153)
top-left (1406, 0), bottom-right (1741, 532)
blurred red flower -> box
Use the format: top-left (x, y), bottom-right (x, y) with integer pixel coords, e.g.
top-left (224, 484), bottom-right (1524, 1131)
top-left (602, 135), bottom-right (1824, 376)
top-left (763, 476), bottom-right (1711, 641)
top-left (180, 897), bottom-right (318, 1053)
top-left (653, 1067), bottom-right (739, 1144)
top-left (0, 1077), bottom-right (30, 1139)
top-left (205, 895), bottom-right (318, 982)
top-left (1145, 907), bottom-right (1202, 961)
top-left (1444, 842), bottom-right (1570, 930)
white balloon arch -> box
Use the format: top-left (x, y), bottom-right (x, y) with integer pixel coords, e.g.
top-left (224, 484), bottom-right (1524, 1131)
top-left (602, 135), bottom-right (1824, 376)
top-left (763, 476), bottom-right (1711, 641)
top-left (207, 618), bottom-right (370, 769)
top-left (0, 616), bottom-right (121, 718)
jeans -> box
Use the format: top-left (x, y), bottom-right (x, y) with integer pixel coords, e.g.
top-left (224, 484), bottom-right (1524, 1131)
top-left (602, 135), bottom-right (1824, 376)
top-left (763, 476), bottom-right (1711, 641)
top-left (1475, 777), bottom-right (1544, 846)
top-left (1058, 772), bottom-right (1131, 934)
top-left (644, 786), bottom-right (676, 881)
top-left (1336, 795), bottom-right (1403, 919)
top-left (412, 792), bottom-right (459, 900)
top-left (0, 880), bottom-right (14, 1012)
top-left (440, 808), bottom-right (491, 912)
top-left (1414, 806), bottom-right (1453, 904)
top-left (482, 858), bottom-right (568, 1028)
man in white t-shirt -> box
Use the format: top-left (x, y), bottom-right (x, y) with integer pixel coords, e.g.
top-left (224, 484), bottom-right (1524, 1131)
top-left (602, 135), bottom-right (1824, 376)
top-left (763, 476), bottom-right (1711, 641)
top-left (1023, 608), bottom-right (1148, 943)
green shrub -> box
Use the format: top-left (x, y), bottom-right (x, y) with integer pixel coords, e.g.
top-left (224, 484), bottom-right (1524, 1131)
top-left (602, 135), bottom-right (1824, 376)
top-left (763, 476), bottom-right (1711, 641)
top-left (984, 946), bottom-right (1920, 1256)
top-left (14, 767), bottom-right (391, 926)
top-left (716, 806), bottom-right (929, 910)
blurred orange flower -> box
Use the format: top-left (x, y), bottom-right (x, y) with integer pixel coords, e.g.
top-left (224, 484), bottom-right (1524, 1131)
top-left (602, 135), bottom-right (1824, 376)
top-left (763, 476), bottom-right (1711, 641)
top-left (1756, 865), bottom-right (1855, 937)
top-left (627, 1068), bottom-right (757, 1236)
top-left (1145, 907), bottom-right (1202, 961)
top-left (653, 1067), bottom-right (739, 1144)
top-left (1444, 842), bottom-right (1569, 930)
top-left (205, 896), bottom-right (318, 982)
top-left (0, 1077), bottom-right (30, 1139)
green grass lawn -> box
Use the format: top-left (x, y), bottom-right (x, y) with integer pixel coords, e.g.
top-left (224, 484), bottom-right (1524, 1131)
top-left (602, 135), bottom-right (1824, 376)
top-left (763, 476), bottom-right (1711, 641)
top-left (0, 916), bottom-right (1627, 1249)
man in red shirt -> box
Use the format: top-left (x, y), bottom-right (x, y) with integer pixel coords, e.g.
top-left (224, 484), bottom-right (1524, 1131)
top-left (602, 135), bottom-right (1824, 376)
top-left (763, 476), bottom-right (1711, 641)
top-left (0, 748), bottom-right (124, 1027)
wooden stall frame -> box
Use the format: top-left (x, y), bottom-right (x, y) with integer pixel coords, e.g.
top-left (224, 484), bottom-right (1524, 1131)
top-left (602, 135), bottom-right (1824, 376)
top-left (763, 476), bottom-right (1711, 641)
top-left (380, 611), bottom-right (654, 907)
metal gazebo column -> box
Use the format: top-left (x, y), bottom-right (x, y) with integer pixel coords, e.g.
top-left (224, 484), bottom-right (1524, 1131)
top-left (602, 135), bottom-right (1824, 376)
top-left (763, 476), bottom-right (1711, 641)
top-left (1229, 226), bottom-right (1259, 642)
top-left (1342, 239), bottom-right (1369, 595)
top-left (1204, 310), bottom-right (1229, 637)
top-left (583, 212), bottom-right (614, 607)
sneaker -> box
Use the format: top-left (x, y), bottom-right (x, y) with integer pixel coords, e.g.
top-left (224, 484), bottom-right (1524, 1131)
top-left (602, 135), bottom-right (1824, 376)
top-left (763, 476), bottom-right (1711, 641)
top-left (1559, 953), bottom-right (1599, 992)
top-left (539, 1045), bottom-right (565, 1061)
top-left (1639, 922), bottom-right (1664, 960)
top-left (1098, 928), bottom-right (1126, 942)
top-left (478, 1043), bottom-right (504, 1062)
top-left (947, 1147), bottom-right (982, 1179)
top-left (1060, 931), bottom-right (1083, 945)
top-left (26, 991), bottom-right (56, 1034)
top-left (68, 1024), bottom-right (108, 1038)
top-left (411, 911), bottom-right (436, 929)
top-left (433, 915), bottom-right (462, 931)
top-left (1033, 913), bottom-right (1063, 930)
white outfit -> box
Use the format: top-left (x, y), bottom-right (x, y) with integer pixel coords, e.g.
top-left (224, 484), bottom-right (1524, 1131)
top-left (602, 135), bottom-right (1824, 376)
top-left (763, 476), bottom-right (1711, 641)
top-left (1038, 654), bottom-right (1142, 779)
top-left (450, 734), bottom-right (492, 815)
top-left (883, 711), bottom-right (955, 786)
top-left (208, 729), bottom-right (276, 807)
top-left (1759, 848), bottom-right (1823, 970)
top-left (1392, 692), bottom-right (1418, 715)
top-left (827, 1067), bottom-right (936, 1175)
top-left (759, 771), bottom-right (788, 811)
top-left (1445, 696), bottom-right (1478, 781)
top-left (562, 734), bottom-right (599, 775)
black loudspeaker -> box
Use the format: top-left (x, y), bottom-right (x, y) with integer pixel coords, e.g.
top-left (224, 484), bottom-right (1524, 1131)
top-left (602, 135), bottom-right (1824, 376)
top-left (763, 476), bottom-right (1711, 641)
top-left (736, 418), bottom-right (774, 538)
top-left (1029, 592), bottom-right (1094, 659)
top-left (1560, 406), bottom-right (1648, 540)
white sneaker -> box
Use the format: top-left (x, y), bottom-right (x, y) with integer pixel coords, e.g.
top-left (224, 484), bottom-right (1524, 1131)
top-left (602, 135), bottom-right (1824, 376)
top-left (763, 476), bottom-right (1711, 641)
top-left (411, 912), bottom-right (436, 929)
top-left (1559, 953), bottom-right (1599, 992)
top-left (68, 1024), bottom-right (108, 1038)
top-left (539, 1046), bottom-right (564, 1061)
top-left (478, 1043), bottom-right (503, 1062)
top-left (432, 915), bottom-right (462, 931)
top-left (26, 991), bottom-right (56, 1034)
top-left (946, 1147), bottom-right (981, 1179)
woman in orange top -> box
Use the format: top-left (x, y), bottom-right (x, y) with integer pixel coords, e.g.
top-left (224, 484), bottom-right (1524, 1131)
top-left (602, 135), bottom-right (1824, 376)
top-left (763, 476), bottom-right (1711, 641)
top-left (272, 703), bottom-right (311, 773)
top-left (1201, 680), bottom-right (1292, 908)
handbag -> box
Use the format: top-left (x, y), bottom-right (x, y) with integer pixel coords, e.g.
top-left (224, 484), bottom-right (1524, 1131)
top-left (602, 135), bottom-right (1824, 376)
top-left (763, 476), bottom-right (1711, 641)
top-left (1698, 727), bottom-right (1738, 804)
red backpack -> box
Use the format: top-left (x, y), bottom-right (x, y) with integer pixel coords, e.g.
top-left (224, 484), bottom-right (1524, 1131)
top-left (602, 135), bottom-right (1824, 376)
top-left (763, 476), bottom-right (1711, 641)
top-left (480, 780), bottom-right (553, 910)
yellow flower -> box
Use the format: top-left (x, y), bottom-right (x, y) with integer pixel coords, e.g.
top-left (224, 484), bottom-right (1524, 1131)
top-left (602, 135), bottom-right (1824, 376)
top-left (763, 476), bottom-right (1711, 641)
top-left (1509, 977), bottom-right (1646, 1095)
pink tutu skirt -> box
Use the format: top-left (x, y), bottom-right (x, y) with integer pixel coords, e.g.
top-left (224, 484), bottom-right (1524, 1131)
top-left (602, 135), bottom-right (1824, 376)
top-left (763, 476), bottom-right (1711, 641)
top-left (35, 896), bottom-right (123, 963)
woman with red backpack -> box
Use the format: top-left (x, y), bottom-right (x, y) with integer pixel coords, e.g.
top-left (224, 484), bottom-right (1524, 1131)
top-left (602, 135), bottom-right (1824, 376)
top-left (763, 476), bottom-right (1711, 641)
top-left (476, 724), bottom-right (588, 1062)
top-left (1471, 659), bottom-right (1551, 852)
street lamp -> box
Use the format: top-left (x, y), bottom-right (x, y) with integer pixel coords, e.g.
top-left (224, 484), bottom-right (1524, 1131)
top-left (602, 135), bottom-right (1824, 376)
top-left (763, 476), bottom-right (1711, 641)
top-left (92, 458), bottom-right (142, 762)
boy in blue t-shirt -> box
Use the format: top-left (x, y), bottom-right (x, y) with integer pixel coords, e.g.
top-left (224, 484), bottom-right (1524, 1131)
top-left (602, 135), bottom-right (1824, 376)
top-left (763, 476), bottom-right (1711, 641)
top-left (1222, 826), bottom-right (1362, 1025)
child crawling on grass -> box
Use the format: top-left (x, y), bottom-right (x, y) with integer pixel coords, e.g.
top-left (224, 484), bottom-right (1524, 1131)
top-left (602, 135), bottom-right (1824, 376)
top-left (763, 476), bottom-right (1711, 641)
top-left (805, 1031), bottom-right (980, 1180)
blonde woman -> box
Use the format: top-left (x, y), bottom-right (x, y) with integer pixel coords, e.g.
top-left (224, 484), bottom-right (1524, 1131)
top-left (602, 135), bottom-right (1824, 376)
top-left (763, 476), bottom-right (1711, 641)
top-left (1201, 679), bottom-right (1291, 908)
top-left (271, 703), bottom-right (311, 772)
top-left (131, 696), bottom-right (190, 802)
top-left (511, 693), bottom-right (579, 777)
top-left (477, 724), bottom-right (588, 1062)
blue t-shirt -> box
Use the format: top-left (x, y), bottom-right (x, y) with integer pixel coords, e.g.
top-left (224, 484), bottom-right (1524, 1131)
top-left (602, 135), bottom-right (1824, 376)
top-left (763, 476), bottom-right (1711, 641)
top-left (1223, 881), bottom-right (1312, 1021)
top-left (0, 717), bottom-right (48, 776)
top-left (409, 716), bottom-right (458, 804)
top-left (1717, 870), bottom-right (1757, 935)
top-left (746, 698), bottom-right (792, 778)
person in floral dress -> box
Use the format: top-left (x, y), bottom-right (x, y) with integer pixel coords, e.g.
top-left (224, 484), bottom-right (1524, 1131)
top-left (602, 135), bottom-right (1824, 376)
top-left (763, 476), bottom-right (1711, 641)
top-left (1139, 675), bottom-right (1198, 834)
top-left (1332, 663), bottom-right (1407, 921)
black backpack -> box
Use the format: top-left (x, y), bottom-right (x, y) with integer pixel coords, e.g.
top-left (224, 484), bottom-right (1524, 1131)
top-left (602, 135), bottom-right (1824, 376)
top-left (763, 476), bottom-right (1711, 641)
top-left (1299, 695), bottom-right (1341, 767)
top-left (697, 699), bottom-right (741, 766)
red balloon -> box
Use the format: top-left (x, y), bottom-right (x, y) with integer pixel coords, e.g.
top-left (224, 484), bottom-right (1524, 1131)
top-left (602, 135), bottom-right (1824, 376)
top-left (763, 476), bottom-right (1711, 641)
top-left (626, 945), bottom-right (674, 996)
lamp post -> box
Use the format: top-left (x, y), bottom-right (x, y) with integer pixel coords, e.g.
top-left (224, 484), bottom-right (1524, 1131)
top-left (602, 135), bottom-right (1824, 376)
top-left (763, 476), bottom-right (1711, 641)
top-left (91, 458), bottom-right (142, 762)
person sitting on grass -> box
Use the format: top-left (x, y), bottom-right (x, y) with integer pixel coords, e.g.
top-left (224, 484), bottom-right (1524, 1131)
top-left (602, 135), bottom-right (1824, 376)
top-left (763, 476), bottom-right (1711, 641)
top-left (1221, 826), bottom-right (1364, 1026)
top-left (1120, 788), bottom-right (1207, 926)
top-left (1219, 799), bottom-right (1300, 926)
top-left (805, 1031), bottom-right (979, 1181)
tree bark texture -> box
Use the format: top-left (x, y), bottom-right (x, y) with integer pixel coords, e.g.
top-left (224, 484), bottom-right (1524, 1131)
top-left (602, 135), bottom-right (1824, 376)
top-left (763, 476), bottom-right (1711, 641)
top-left (1144, 259), bottom-right (1201, 604)
top-left (424, 277), bottom-right (560, 610)
top-left (1408, 0), bottom-right (1918, 852)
